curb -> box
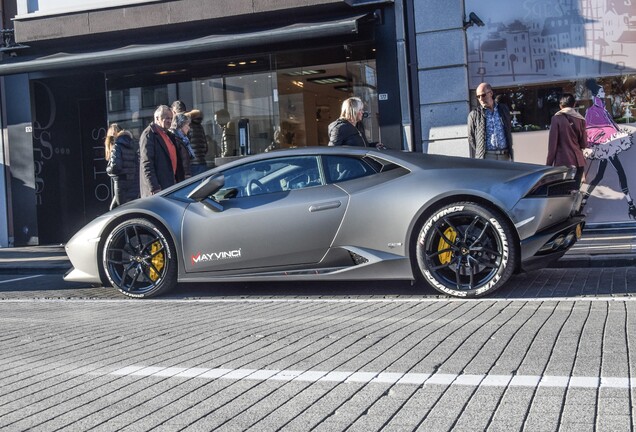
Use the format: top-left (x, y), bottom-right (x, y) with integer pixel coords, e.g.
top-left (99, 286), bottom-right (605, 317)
top-left (0, 264), bottom-right (71, 275)
top-left (551, 254), bottom-right (636, 269)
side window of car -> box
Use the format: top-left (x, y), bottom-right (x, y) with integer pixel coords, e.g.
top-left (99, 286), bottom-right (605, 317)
top-left (217, 156), bottom-right (323, 199)
top-left (324, 155), bottom-right (376, 184)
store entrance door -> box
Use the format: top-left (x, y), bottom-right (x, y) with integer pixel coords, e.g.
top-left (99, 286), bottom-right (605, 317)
top-left (32, 73), bottom-right (108, 244)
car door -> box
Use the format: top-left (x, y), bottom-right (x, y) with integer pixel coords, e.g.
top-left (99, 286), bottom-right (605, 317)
top-left (181, 155), bottom-right (349, 273)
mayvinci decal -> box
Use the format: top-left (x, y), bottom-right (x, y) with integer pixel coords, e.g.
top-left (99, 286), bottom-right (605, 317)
top-left (192, 249), bottom-right (242, 265)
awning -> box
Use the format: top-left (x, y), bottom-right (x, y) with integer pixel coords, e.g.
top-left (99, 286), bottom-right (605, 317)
top-left (0, 14), bottom-right (367, 76)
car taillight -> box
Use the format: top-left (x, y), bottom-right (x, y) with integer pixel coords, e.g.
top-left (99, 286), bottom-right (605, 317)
top-left (526, 169), bottom-right (579, 197)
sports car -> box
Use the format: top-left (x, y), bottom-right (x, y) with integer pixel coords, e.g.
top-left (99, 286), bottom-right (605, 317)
top-left (64, 146), bottom-right (584, 298)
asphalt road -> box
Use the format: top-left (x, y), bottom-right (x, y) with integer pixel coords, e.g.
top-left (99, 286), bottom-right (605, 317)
top-left (1, 268), bottom-right (635, 431)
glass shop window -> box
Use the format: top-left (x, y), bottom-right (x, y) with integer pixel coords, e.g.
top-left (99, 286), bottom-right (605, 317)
top-left (471, 74), bottom-right (636, 133)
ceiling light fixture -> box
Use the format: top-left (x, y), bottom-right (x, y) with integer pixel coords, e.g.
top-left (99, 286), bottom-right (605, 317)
top-left (284, 69), bottom-right (326, 77)
top-left (307, 75), bottom-right (348, 85)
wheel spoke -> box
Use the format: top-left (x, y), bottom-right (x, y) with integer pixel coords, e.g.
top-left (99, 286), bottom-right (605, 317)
top-left (120, 264), bottom-right (136, 291)
top-left (474, 225), bottom-right (490, 244)
top-left (106, 247), bottom-right (129, 265)
top-left (454, 258), bottom-right (463, 287)
top-left (123, 229), bottom-right (132, 252)
top-left (139, 236), bottom-right (161, 255)
top-left (148, 244), bottom-right (166, 258)
top-left (148, 261), bottom-right (163, 278)
top-left (135, 264), bottom-right (152, 288)
top-left (127, 226), bottom-right (139, 252)
top-left (478, 247), bottom-right (502, 257)
top-left (475, 221), bottom-right (490, 242)
top-left (430, 260), bottom-right (455, 271)
top-left (464, 216), bottom-right (481, 242)
top-left (435, 226), bottom-right (457, 246)
top-left (427, 247), bottom-right (455, 260)
top-left (470, 254), bottom-right (498, 269)
top-left (467, 260), bottom-right (475, 289)
top-left (441, 216), bottom-right (460, 234)
top-left (127, 265), bottom-right (144, 290)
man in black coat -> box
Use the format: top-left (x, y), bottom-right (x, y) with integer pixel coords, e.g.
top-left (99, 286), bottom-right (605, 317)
top-left (467, 82), bottom-right (514, 161)
top-left (139, 105), bottom-right (184, 197)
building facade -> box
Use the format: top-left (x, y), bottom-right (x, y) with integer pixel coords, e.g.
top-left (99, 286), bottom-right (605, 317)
top-left (0, 0), bottom-right (417, 246)
top-left (0, 0), bottom-right (634, 247)
top-left (415, 0), bottom-right (636, 227)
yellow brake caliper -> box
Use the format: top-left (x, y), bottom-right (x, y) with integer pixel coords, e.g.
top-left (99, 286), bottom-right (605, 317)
top-left (148, 241), bottom-right (165, 281)
top-left (438, 227), bottom-right (457, 265)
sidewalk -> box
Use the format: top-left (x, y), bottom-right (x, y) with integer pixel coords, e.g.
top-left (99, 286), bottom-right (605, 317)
top-left (0, 226), bottom-right (634, 274)
top-left (555, 225), bottom-right (636, 268)
top-left (0, 245), bottom-right (71, 274)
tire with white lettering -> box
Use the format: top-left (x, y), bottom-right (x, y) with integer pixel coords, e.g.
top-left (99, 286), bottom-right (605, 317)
top-left (102, 218), bottom-right (177, 298)
top-left (415, 202), bottom-right (517, 298)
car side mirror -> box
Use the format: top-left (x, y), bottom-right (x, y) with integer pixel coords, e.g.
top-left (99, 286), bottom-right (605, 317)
top-left (187, 175), bottom-right (225, 212)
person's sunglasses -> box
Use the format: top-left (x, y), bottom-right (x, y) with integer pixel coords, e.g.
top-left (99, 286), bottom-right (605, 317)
top-left (476, 92), bottom-right (491, 99)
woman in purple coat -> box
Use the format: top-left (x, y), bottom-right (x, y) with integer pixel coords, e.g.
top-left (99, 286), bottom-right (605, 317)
top-left (581, 79), bottom-right (636, 219)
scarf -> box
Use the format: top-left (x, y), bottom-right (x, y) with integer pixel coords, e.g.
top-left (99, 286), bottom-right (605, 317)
top-left (175, 129), bottom-right (196, 159)
top-left (152, 124), bottom-right (177, 175)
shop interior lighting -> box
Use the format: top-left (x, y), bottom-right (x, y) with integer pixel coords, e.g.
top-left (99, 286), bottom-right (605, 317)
top-left (334, 85), bottom-right (353, 92)
top-left (307, 75), bottom-right (348, 85)
top-left (155, 69), bottom-right (186, 75)
top-left (227, 59), bottom-right (258, 67)
top-left (284, 69), bottom-right (326, 76)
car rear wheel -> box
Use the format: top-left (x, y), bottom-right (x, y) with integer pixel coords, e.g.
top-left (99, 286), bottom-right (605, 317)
top-left (415, 202), bottom-right (517, 297)
top-left (102, 218), bottom-right (177, 298)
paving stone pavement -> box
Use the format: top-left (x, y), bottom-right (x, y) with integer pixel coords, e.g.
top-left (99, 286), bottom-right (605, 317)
top-left (1, 296), bottom-right (635, 431)
top-left (0, 234), bottom-right (635, 431)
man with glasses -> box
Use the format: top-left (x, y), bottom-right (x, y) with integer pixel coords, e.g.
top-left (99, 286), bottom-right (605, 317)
top-left (139, 105), bottom-right (184, 197)
top-left (467, 82), bottom-right (514, 161)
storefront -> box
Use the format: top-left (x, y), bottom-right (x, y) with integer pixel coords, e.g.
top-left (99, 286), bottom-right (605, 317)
top-left (105, 46), bottom-right (382, 166)
top-left (464, 0), bottom-right (636, 226)
top-left (0, 2), bottom-right (408, 246)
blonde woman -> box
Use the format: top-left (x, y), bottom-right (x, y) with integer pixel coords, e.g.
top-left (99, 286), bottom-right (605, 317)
top-left (328, 97), bottom-right (369, 147)
top-left (104, 123), bottom-right (122, 160)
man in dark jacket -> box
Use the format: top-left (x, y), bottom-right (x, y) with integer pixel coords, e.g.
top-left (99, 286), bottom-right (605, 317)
top-left (546, 93), bottom-right (587, 186)
top-left (467, 82), bottom-right (514, 161)
top-left (139, 105), bottom-right (184, 197)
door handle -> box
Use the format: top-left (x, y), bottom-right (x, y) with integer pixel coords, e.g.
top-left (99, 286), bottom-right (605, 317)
top-left (309, 201), bottom-right (342, 212)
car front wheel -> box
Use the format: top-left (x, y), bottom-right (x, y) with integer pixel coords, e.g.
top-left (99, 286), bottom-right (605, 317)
top-left (102, 218), bottom-right (177, 298)
top-left (415, 202), bottom-right (517, 297)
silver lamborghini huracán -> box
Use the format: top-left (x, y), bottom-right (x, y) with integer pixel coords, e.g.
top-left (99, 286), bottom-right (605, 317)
top-left (64, 147), bottom-right (584, 298)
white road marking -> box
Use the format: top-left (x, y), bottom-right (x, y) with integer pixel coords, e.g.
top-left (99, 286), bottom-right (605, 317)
top-left (0, 275), bottom-right (44, 284)
top-left (109, 365), bottom-right (636, 389)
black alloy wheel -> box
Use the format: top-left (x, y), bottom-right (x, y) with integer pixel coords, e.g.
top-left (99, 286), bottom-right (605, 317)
top-left (416, 202), bottom-right (517, 297)
top-left (102, 218), bottom-right (177, 298)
